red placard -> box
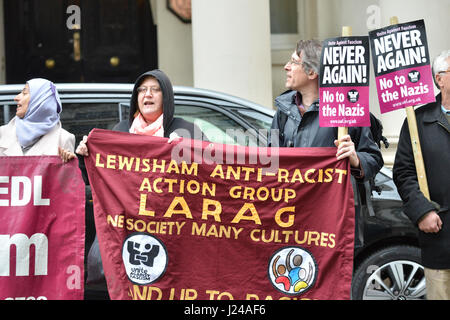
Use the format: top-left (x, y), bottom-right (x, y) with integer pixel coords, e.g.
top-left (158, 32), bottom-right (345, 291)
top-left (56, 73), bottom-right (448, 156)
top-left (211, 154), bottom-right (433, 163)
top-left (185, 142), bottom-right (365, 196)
top-left (320, 36), bottom-right (371, 127)
top-left (369, 20), bottom-right (435, 113)
top-left (0, 157), bottom-right (85, 300)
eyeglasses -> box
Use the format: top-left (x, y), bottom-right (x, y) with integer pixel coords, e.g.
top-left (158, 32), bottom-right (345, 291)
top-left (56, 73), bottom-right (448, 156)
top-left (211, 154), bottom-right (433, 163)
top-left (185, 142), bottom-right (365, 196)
top-left (137, 86), bottom-right (161, 95)
top-left (286, 58), bottom-right (302, 66)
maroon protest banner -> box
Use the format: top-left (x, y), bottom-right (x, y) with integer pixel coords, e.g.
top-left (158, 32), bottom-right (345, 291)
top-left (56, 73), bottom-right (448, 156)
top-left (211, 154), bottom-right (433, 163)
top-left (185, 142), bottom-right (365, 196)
top-left (85, 129), bottom-right (355, 300)
top-left (369, 19), bottom-right (435, 113)
top-left (0, 157), bottom-right (85, 300)
top-left (319, 36), bottom-right (371, 127)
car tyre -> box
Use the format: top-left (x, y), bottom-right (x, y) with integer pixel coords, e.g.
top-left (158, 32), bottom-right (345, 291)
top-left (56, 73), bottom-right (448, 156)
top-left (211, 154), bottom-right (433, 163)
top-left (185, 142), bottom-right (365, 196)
top-left (352, 245), bottom-right (426, 300)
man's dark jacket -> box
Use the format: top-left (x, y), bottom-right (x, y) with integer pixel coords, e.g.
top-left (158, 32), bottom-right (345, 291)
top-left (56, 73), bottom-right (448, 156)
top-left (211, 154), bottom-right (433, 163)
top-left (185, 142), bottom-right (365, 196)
top-left (270, 90), bottom-right (384, 248)
top-left (270, 90), bottom-right (383, 181)
top-left (393, 93), bottom-right (450, 269)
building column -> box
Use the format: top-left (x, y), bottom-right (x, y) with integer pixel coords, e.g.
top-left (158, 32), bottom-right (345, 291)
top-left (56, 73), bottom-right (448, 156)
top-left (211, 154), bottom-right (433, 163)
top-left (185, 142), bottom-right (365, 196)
top-left (191, 0), bottom-right (273, 108)
top-left (152, 0), bottom-right (194, 86)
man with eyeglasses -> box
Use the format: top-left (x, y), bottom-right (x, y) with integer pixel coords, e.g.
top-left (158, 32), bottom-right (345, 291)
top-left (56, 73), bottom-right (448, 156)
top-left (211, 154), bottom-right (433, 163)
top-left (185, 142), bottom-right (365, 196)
top-left (270, 39), bottom-right (383, 183)
top-left (269, 39), bottom-right (383, 272)
top-left (393, 50), bottom-right (450, 300)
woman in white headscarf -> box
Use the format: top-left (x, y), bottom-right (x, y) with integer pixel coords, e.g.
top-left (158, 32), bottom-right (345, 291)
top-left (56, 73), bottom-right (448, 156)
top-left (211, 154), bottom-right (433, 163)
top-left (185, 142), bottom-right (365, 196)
top-left (0, 78), bottom-right (75, 161)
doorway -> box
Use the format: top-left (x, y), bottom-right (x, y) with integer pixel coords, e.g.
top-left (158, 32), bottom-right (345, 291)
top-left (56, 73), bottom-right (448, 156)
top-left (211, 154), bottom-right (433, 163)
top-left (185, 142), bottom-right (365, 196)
top-left (4, 0), bottom-right (157, 83)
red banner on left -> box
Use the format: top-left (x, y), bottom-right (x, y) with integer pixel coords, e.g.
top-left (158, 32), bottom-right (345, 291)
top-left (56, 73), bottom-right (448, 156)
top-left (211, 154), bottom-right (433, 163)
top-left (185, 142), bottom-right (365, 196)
top-left (0, 156), bottom-right (85, 300)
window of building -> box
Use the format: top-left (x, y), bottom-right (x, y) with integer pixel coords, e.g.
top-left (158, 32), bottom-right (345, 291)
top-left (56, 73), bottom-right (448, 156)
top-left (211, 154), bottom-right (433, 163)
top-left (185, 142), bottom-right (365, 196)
top-left (270, 0), bottom-right (300, 50)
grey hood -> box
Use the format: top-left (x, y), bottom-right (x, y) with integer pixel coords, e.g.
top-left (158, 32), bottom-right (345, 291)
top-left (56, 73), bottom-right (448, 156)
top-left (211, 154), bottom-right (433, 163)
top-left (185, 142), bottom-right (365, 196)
top-left (128, 69), bottom-right (175, 136)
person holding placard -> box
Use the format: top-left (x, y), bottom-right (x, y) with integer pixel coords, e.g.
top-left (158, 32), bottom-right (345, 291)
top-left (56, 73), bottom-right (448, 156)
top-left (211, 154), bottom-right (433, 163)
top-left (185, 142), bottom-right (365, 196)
top-left (270, 39), bottom-right (383, 251)
top-left (270, 39), bottom-right (383, 181)
top-left (393, 50), bottom-right (450, 300)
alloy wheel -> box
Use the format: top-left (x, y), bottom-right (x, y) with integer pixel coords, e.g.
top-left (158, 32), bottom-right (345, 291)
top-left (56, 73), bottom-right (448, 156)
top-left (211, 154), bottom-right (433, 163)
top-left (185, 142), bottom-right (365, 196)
top-left (362, 260), bottom-right (426, 300)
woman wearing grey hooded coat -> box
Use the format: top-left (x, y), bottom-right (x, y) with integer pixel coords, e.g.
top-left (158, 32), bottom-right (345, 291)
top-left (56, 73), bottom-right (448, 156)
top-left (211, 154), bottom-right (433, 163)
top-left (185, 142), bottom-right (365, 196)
top-left (113, 69), bottom-right (204, 139)
top-left (75, 69), bottom-right (207, 177)
top-left (76, 70), bottom-right (207, 296)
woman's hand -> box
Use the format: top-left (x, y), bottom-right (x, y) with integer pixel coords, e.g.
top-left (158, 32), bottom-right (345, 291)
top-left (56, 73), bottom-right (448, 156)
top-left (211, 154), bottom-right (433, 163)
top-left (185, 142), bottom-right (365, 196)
top-left (76, 135), bottom-right (89, 156)
top-left (168, 132), bottom-right (182, 143)
top-left (58, 147), bottom-right (76, 163)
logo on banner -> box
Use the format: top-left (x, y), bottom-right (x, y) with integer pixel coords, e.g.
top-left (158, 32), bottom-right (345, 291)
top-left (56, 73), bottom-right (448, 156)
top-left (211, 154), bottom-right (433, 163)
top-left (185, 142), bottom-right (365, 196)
top-left (408, 70), bottom-right (421, 83)
top-left (122, 233), bottom-right (168, 285)
top-left (268, 247), bottom-right (318, 295)
top-left (347, 89), bottom-right (360, 103)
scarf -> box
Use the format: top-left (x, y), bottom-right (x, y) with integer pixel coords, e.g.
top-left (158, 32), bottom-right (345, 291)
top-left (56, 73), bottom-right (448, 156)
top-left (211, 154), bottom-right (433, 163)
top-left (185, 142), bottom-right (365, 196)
top-left (15, 78), bottom-right (61, 148)
top-left (129, 112), bottom-right (164, 137)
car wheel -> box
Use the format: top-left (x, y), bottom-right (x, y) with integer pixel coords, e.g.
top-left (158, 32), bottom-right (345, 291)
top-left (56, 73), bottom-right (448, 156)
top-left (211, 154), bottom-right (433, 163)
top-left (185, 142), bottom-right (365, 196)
top-left (352, 245), bottom-right (426, 300)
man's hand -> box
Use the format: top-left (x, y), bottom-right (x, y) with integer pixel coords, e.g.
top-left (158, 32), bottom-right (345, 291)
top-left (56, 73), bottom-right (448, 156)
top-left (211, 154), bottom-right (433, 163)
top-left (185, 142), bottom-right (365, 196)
top-left (418, 211), bottom-right (443, 233)
top-left (334, 134), bottom-right (360, 168)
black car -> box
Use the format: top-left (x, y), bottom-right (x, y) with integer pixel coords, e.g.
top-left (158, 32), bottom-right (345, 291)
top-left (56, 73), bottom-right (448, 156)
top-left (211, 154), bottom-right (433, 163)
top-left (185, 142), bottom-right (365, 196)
top-left (0, 83), bottom-right (425, 300)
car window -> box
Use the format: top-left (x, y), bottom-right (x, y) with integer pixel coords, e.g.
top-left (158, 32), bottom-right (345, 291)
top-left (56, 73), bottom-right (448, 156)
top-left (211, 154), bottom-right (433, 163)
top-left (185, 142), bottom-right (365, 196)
top-left (1, 104), bottom-right (16, 125)
top-left (60, 102), bottom-right (126, 146)
top-left (175, 105), bottom-right (260, 147)
top-left (234, 109), bottom-right (273, 131)
top-left (371, 171), bottom-right (402, 201)
top-left (3, 99), bottom-right (268, 148)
